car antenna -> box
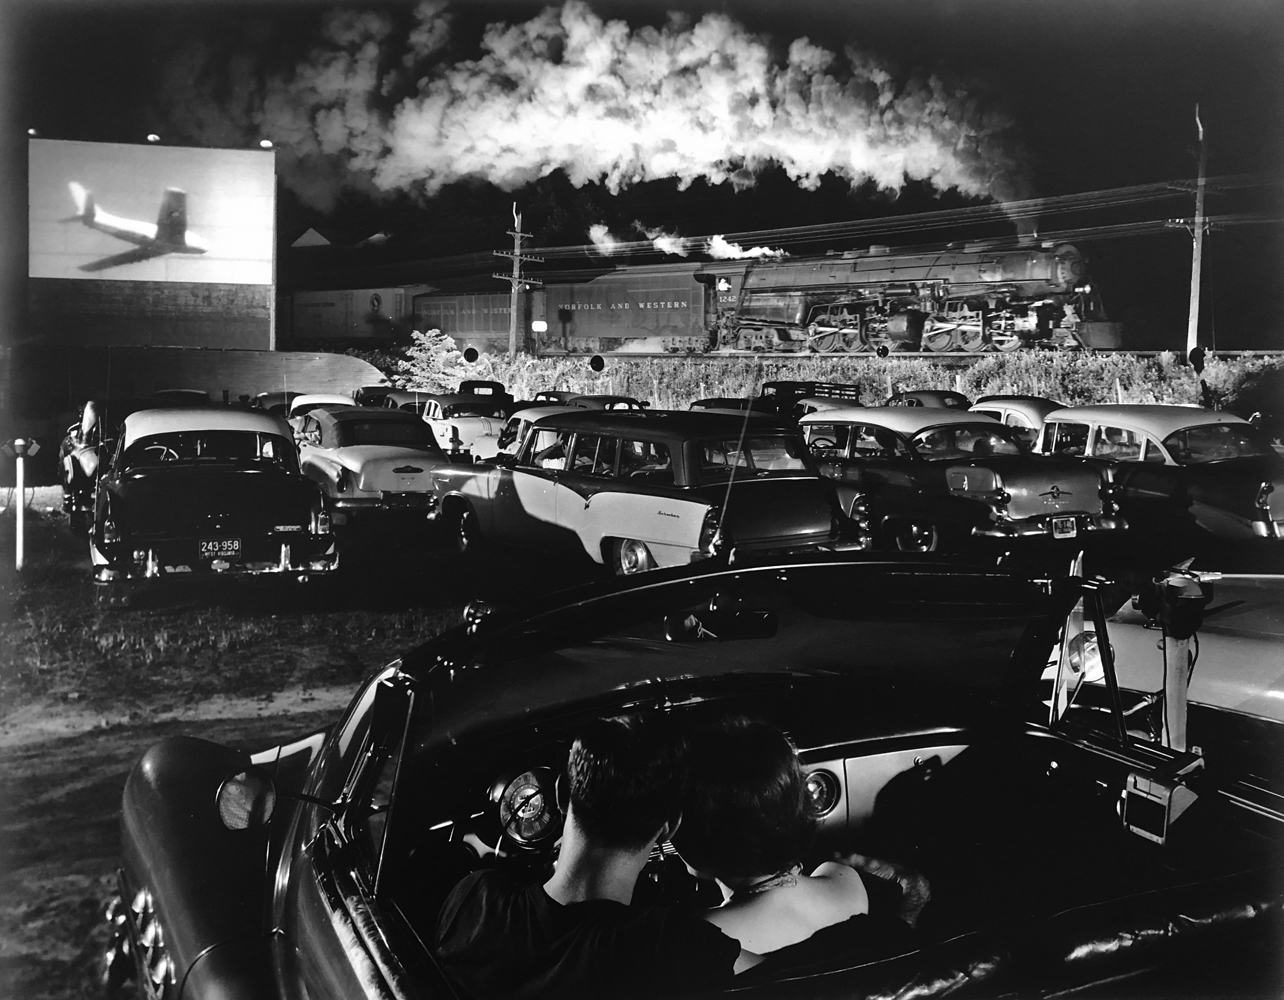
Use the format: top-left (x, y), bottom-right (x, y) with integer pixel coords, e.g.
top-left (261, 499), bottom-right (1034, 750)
top-left (716, 373), bottom-right (759, 544)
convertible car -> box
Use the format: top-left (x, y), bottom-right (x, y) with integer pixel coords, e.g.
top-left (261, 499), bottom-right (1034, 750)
top-left (89, 408), bottom-right (338, 604)
top-left (102, 559), bottom-right (1284, 999)
top-left (799, 407), bottom-right (1123, 552)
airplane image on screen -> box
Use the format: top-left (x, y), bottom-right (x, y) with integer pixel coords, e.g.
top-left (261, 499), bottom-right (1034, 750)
top-left (63, 182), bottom-right (210, 272)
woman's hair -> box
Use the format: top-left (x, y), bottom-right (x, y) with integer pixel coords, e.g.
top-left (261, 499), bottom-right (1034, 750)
top-left (673, 716), bottom-right (816, 880)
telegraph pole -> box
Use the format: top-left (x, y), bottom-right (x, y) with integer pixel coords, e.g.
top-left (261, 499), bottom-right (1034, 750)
top-left (1185, 104), bottom-right (1207, 356)
top-left (493, 204), bottom-right (543, 360)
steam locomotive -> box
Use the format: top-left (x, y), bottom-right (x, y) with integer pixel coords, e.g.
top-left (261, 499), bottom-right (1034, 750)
top-left (291, 242), bottom-right (1121, 355)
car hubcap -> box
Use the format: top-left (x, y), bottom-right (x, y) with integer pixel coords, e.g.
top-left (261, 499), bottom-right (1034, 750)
top-left (617, 539), bottom-right (651, 575)
top-left (896, 522), bottom-right (938, 553)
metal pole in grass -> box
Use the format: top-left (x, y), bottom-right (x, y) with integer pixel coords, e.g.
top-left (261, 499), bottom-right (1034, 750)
top-left (3, 438), bottom-right (40, 570)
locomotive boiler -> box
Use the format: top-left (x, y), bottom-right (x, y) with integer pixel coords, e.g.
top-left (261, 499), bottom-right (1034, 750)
top-left (708, 242), bottom-right (1115, 353)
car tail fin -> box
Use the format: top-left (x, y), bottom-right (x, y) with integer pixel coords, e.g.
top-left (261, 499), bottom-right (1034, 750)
top-left (62, 181), bottom-right (95, 222)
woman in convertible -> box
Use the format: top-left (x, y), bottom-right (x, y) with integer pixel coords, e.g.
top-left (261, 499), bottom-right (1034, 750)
top-left (675, 716), bottom-right (919, 968)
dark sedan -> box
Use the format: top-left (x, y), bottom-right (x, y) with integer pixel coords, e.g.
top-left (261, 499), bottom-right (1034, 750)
top-left (1036, 404), bottom-right (1284, 543)
top-left (102, 559), bottom-right (1284, 1000)
top-left (90, 408), bottom-right (338, 604)
top-left (800, 407), bottom-right (1123, 551)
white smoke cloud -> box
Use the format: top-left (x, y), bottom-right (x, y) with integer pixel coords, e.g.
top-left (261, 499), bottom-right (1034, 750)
top-left (641, 224), bottom-right (691, 257)
top-left (161, 2), bottom-right (1030, 213)
top-left (706, 235), bottom-right (787, 259)
top-left (589, 223), bottom-right (621, 254)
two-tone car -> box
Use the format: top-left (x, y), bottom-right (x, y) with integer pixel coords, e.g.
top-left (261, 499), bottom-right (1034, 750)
top-left (293, 406), bottom-right (455, 527)
top-left (384, 390), bottom-right (510, 457)
top-left (89, 408), bottom-right (337, 604)
top-left (429, 409), bottom-right (866, 574)
top-left (800, 407), bottom-right (1123, 552)
top-left (969, 395), bottom-right (1064, 448)
top-left (1035, 404), bottom-right (1284, 542)
top-left (468, 404), bottom-right (581, 463)
top-left (101, 559), bottom-right (1284, 1000)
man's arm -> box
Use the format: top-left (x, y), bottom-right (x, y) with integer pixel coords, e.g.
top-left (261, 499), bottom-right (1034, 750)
top-left (834, 852), bottom-right (930, 928)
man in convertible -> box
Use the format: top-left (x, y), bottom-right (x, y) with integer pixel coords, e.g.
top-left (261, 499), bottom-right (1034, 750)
top-left (433, 716), bottom-right (745, 998)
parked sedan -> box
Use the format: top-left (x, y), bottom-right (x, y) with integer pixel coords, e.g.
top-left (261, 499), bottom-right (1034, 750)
top-left (468, 404), bottom-right (580, 463)
top-left (800, 407), bottom-right (1123, 552)
top-left (969, 395), bottom-right (1064, 448)
top-left (102, 560), bottom-right (1284, 1000)
top-left (293, 407), bottom-right (453, 526)
top-left (429, 410), bottom-right (866, 574)
top-left (1035, 405), bottom-right (1284, 542)
top-left (385, 391), bottom-right (509, 457)
top-left (90, 408), bottom-right (337, 604)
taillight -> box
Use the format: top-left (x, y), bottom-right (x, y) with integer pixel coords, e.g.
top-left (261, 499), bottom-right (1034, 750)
top-left (699, 508), bottom-right (723, 555)
top-left (312, 506), bottom-right (332, 535)
top-left (1257, 481), bottom-right (1276, 509)
top-left (102, 518), bottom-right (120, 544)
top-left (450, 425), bottom-right (463, 452)
top-left (334, 468), bottom-right (349, 493)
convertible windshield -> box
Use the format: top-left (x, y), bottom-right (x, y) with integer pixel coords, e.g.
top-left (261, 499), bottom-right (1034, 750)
top-left (337, 420), bottom-right (438, 450)
top-left (911, 423), bottom-right (1024, 460)
top-left (122, 431), bottom-right (296, 471)
top-left (695, 435), bottom-right (811, 483)
top-left (1162, 424), bottom-right (1273, 464)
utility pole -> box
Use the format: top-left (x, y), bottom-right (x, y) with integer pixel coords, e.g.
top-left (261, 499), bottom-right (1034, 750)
top-left (493, 204), bottom-right (543, 360)
top-left (1185, 104), bottom-right (1207, 356)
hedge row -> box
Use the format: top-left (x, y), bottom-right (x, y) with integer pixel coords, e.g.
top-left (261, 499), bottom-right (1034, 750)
top-left (349, 335), bottom-right (1282, 412)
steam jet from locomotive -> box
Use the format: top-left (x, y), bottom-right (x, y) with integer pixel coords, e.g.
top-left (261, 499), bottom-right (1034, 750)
top-left (62, 182), bottom-right (209, 272)
top-left (705, 241), bottom-right (1114, 353)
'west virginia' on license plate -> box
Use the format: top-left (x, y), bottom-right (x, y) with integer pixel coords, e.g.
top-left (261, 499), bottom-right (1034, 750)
top-left (1051, 517), bottom-right (1077, 539)
top-left (200, 538), bottom-right (241, 559)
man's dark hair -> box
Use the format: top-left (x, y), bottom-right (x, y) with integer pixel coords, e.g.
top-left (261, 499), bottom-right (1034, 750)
top-left (565, 716), bottom-right (684, 850)
top-left (673, 716), bottom-right (816, 880)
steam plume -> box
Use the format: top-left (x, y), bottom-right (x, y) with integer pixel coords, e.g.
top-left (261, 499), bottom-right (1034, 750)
top-left (158, 2), bottom-right (1030, 214)
top-left (707, 235), bottom-right (787, 259)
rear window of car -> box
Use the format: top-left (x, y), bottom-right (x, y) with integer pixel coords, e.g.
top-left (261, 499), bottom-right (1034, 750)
top-left (803, 424), bottom-right (851, 459)
top-left (443, 403), bottom-right (506, 419)
top-left (122, 431), bottom-right (296, 471)
top-left (911, 424), bottom-right (1023, 459)
top-left (1043, 421), bottom-right (1089, 457)
top-left (336, 419), bottom-right (437, 450)
top-left (1162, 424), bottom-right (1273, 464)
top-left (694, 435), bottom-right (810, 483)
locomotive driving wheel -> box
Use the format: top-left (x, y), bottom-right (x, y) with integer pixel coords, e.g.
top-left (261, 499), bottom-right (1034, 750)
top-left (989, 330), bottom-right (1025, 352)
top-left (921, 326), bottom-right (956, 352)
top-left (956, 326), bottom-right (986, 352)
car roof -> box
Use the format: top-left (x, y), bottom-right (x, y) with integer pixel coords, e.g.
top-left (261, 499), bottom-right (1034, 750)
top-left (529, 409), bottom-right (793, 438)
top-left (509, 405), bottom-right (582, 421)
top-left (970, 397), bottom-right (1063, 417)
top-left (432, 394), bottom-right (507, 408)
top-left (571, 394), bottom-right (641, 403)
top-left (385, 390), bottom-right (435, 405)
top-left (122, 407), bottom-right (291, 448)
top-left (315, 407), bottom-right (424, 427)
top-left (289, 393), bottom-right (354, 412)
top-left (799, 407), bottom-right (1002, 433)
top-left (1042, 404), bottom-right (1249, 437)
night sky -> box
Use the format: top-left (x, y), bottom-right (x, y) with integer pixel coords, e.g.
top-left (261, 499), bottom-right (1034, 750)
top-left (4, 0), bottom-right (1283, 347)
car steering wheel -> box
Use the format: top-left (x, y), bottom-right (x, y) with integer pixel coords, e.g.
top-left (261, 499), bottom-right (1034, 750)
top-left (144, 444), bottom-right (179, 462)
top-left (810, 437), bottom-right (838, 450)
